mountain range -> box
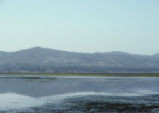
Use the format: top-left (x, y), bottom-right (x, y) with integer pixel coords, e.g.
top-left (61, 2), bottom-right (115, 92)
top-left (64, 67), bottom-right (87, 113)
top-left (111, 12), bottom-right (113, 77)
top-left (0, 47), bottom-right (159, 73)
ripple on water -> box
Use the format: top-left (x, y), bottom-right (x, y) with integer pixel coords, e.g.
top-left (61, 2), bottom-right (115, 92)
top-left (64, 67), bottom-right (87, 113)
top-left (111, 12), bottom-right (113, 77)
top-left (0, 92), bottom-right (159, 113)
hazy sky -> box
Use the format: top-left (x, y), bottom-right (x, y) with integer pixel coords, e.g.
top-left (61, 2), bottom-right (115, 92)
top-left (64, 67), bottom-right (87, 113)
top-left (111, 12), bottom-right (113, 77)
top-left (0, 0), bottom-right (159, 54)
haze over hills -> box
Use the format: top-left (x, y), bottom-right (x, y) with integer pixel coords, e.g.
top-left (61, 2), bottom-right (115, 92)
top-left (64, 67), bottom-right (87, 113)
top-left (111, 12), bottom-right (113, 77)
top-left (0, 47), bottom-right (159, 73)
top-left (153, 53), bottom-right (159, 58)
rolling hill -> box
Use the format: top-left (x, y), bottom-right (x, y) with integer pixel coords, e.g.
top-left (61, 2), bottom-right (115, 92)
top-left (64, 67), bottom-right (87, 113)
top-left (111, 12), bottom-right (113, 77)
top-left (0, 47), bottom-right (159, 73)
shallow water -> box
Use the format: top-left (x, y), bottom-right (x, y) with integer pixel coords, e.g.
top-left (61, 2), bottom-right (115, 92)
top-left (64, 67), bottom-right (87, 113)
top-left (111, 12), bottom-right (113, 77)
top-left (0, 75), bottom-right (159, 113)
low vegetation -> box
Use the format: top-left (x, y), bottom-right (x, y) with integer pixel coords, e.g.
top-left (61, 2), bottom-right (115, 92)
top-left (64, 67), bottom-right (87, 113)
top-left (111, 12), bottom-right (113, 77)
top-left (0, 73), bottom-right (159, 77)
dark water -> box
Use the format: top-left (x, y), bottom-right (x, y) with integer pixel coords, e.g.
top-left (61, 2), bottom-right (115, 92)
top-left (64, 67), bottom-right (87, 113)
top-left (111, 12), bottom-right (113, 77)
top-left (0, 75), bottom-right (159, 113)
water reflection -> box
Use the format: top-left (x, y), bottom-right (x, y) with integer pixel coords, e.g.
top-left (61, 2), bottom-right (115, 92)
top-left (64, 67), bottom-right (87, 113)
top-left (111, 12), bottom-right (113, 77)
top-left (0, 75), bottom-right (159, 112)
top-left (0, 75), bottom-right (159, 97)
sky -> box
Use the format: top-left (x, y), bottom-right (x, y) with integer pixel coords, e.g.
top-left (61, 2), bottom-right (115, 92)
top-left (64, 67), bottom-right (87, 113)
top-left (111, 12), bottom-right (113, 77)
top-left (0, 0), bottom-right (159, 55)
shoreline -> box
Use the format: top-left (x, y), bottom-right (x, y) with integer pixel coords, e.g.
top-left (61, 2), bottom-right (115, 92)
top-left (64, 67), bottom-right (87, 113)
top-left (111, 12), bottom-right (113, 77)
top-left (0, 73), bottom-right (159, 77)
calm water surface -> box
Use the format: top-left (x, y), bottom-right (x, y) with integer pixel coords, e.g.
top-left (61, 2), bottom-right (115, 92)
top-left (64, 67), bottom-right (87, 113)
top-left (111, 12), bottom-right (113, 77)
top-left (0, 75), bottom-right (159, 113)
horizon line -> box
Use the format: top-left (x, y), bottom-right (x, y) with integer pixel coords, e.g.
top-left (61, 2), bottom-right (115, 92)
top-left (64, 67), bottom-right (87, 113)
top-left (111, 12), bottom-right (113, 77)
top-left (0, 46), bottom-right (158, 56)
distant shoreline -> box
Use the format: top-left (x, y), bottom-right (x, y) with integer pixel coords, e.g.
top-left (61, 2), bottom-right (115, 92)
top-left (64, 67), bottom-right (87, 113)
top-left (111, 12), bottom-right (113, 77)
top-left (0, 73), bottom-right (159, 77)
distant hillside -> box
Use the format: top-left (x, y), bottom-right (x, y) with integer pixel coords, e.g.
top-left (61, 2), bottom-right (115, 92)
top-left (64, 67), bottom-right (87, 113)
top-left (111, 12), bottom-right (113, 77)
top-left (153, 53), bottom-right (159, 58)
top-left (0, 47), bottom-right (159, 73)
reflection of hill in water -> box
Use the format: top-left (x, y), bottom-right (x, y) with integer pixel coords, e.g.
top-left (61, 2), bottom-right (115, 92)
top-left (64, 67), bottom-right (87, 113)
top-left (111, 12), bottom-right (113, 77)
top-left (1, 76), bottom-right (159, 112)
top-left (4, 94), bottom-right (159, 113)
